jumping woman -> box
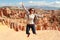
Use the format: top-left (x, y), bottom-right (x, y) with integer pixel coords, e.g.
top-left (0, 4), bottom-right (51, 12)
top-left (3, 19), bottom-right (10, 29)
top-left (22, 3), bottom-right (43, 37)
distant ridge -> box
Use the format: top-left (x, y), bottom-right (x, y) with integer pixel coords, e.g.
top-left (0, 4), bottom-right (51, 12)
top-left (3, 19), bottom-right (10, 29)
top-left (0, 6), bottom-right (60, 10)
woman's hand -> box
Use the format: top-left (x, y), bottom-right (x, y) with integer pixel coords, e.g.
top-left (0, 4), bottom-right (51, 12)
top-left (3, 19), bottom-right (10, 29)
top-left (21, 2), bottom-right (24, 8)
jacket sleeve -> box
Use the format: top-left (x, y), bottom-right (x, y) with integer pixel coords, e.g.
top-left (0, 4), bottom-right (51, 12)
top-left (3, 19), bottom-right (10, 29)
top-left (35, 14), bottom-right (43, 18)
top-left (22, 5), bottom-right (30, 15)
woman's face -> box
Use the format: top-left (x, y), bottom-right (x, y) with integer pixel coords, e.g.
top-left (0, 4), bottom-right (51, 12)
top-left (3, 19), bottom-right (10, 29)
top-left (30, 9), bottom-right (35, 14)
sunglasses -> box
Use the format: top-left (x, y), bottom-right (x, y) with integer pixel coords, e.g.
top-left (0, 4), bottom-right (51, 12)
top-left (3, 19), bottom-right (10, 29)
top-left (31, 9), bottom-right (35, 11)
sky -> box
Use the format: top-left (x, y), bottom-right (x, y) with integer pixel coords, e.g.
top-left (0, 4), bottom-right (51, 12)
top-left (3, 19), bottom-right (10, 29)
top-left (0, 0), bottom-right (60, 7)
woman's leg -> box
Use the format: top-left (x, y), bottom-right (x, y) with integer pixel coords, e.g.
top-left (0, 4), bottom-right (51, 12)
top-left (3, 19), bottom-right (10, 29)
top-left (26, 24), bottom-right (30, 37)
top-left (26, 24), bottom-right (30, 34)
top-left (31, 24), bottom-right (36, 34)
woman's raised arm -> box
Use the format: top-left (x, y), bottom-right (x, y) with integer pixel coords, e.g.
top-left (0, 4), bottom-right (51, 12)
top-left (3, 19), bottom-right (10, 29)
top-left (22, 2), bottom-right (30, 14)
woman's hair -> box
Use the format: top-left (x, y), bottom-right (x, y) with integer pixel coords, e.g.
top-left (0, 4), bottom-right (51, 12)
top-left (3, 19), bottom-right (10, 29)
top-left (28, 8), bottom-right (35, 13)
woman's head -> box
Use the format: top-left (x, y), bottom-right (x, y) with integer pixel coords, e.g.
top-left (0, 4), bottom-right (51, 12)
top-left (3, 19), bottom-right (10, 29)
top-left (28, 8), bottom-right (35, 14)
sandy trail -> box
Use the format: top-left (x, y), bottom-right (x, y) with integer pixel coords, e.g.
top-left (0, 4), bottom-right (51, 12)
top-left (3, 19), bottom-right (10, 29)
top-left (0, 23), bottom-right (60, 40)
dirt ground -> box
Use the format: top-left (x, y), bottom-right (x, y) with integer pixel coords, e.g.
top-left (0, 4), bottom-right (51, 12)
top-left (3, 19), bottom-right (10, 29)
top-left (0, 23), bottom-right (60, 40)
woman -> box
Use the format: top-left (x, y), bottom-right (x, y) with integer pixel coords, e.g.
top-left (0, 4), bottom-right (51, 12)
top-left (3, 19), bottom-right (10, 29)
top-left (22, 3), bottom-right (43, 37)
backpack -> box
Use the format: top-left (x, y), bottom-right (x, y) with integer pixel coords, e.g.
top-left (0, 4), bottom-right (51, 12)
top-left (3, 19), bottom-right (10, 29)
top-left (33, 15), bottom-right (39, 24)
